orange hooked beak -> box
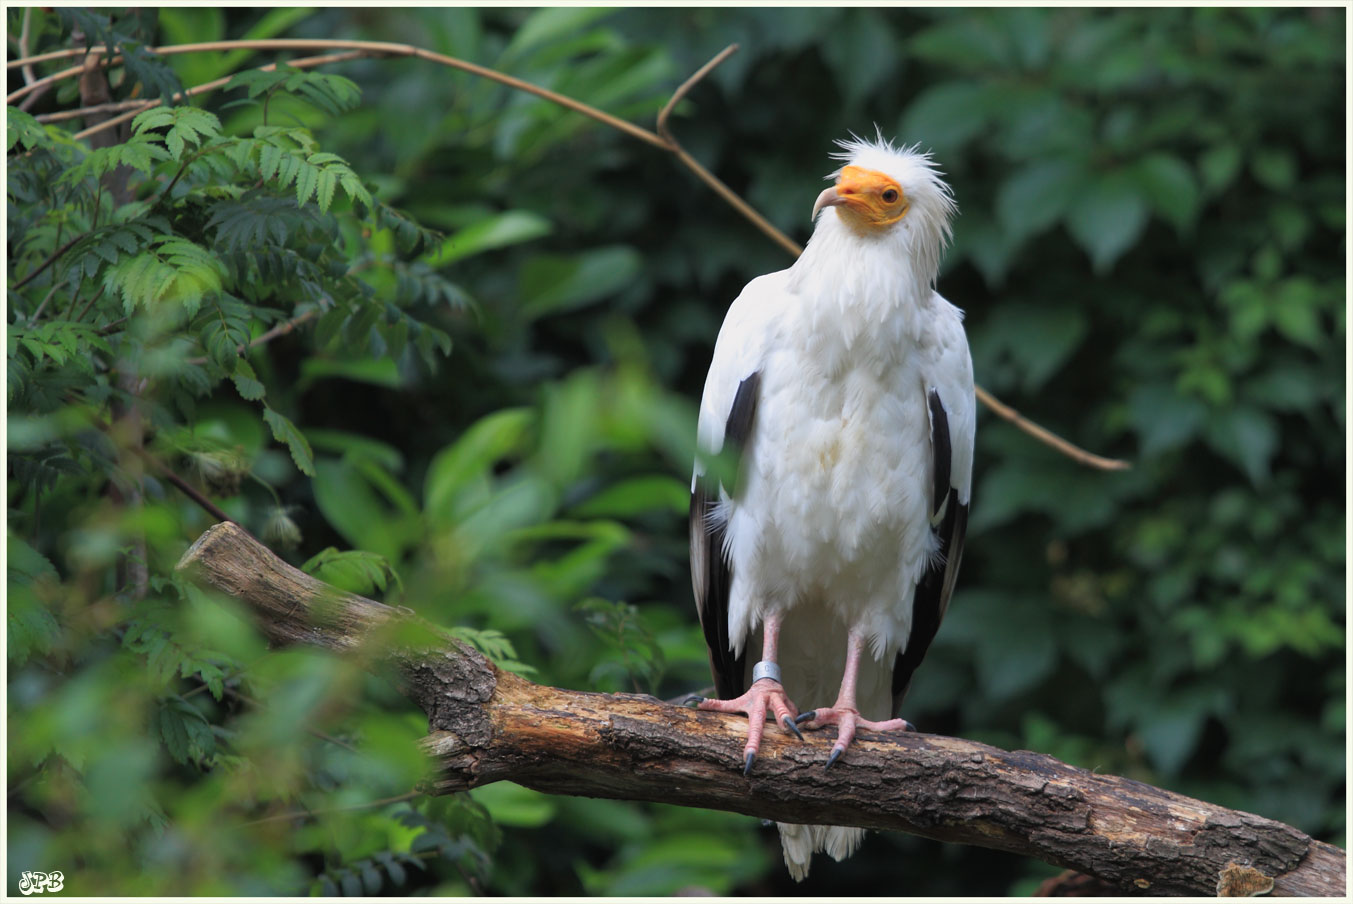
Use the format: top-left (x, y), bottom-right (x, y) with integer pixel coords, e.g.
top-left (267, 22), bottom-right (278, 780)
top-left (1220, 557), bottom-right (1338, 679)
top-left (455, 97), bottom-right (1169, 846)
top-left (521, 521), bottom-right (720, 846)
top-left (812, 166), bottom-right (908, 227)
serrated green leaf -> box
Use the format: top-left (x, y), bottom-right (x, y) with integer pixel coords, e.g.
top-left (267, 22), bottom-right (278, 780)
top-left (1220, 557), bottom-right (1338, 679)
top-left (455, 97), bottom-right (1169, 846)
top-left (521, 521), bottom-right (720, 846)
top-left (295, 160), bottom-right (318, 207)
top-left (316, 169), bottom-right (336, 214)
top-left (166, 129), bottom-right (185, 161)
top-left (156, 704), bottom-right (193, 765)
top-left (231, 359), bottom-right (266, 400)
top-left (263, 407), bottom-right (315, 476)
top-left (7, 107), bottom-right (51, 151)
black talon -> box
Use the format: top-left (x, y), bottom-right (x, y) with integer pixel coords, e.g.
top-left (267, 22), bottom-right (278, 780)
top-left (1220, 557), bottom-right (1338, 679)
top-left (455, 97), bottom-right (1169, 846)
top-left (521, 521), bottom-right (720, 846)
top-left (683, 694), bottom-right (705, 708)
top-left (825, 747), bottom-right (843, 770)
top-left (782, 715), bottom-right (804, 741)
top-left (794, 710), bottom-right (817, 725)
top-left (743, 751), bottom-right (756, 776)
top-left (902, 719), bottom-right (916, 732)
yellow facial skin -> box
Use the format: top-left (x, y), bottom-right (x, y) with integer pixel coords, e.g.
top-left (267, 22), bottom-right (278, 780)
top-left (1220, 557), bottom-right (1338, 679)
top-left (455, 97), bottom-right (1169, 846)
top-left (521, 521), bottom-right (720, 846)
top-left (812, 166), bottom-right (909, 229)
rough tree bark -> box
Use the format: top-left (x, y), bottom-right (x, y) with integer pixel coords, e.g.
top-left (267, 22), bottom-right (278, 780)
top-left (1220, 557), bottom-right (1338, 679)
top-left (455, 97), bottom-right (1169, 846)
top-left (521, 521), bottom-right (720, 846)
top-left (177, 521), bottom-right (1346, 897)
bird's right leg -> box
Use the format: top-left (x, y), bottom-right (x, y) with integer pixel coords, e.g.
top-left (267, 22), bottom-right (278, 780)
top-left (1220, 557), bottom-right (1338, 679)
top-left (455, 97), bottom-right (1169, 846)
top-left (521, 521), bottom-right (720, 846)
top-left (692, 612), bottom-right (803, 775)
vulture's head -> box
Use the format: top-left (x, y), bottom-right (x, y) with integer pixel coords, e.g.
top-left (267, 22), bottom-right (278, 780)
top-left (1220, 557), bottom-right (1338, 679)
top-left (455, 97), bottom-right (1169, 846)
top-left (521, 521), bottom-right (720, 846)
top-left (812, 134), bottom-right (957, 275)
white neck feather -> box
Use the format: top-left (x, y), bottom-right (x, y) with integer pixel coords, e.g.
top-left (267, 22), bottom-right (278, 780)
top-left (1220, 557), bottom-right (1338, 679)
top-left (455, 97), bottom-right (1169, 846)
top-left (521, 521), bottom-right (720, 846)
top-left (785, 211), bottom-right (940, 372)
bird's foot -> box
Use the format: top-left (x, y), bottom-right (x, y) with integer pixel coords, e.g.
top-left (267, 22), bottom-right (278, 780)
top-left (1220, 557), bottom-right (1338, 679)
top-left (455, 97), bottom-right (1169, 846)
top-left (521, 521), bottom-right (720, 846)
top-left (793, 707), bottom-right (914, 768)
top-left (696, 679), bottom-right (803, 775)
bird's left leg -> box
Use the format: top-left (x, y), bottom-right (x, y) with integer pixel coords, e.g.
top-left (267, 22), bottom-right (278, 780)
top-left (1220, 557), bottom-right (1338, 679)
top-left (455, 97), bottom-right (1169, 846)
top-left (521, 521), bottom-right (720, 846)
top-left (692, 612), bottom-right (803, 775)
top-left (794, 630), bottom-right (913, 768)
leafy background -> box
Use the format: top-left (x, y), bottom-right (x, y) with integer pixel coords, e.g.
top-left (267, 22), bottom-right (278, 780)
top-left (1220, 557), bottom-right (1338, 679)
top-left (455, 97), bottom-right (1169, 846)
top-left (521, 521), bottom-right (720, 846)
top-left (7, 6), bottom-right (1344, 896)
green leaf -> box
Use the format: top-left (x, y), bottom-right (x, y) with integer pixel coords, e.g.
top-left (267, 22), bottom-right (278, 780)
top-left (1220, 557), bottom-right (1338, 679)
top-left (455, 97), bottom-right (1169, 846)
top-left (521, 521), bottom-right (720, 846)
top-left (301, 547), bottom-right (400, 595)
top-left (971, 301), bottom-right (1088, 392)
top-left (900, 81), bottom-right (997, 154)
top-left (104, 236), bottom-right (223, 316)
top-left (519, 246), bottom-right (641, 320)
top-left (262, 407), bottom-right (315, 476)
top-left (231, 359), bottom-right (266, 401)
top-left (7, 107), bottom-right (51, 151)
top-left (1205, 406), bottom-right (1278, 485)
top-left (1135, 689), bottom-right (1221, 776)
top-left (425, 408), bottom-right (536, 519)
top-left (312, 458), bottom-right (416, 561)
top-left (994, 158), bottom-right (1085, 242)
top-left (1250, 148), bottom-right (1296, 190)
top-left (157, 703), bottom-right (191, 765)
top-left (469, 783), bottom-right (557, 828)
top-left (500, 7), bottom-right (617, 62)
top-left (1270, 278), bottom-right (1324, 348)
top-left (818, 10), bottom-right (899, 105)
top-left (569, 476), bottom-right (689, 518)
top-left (1198, 143), bottom-right (1242, 195)
top-left (423, 210), bottom-right (553, 268)
top-left (1128, 383), bottom-right (1208, 455)
top-left (1066, 174), bottom-right (1148, 273)
top-left (1134, 153), bottom-right (1200, 233)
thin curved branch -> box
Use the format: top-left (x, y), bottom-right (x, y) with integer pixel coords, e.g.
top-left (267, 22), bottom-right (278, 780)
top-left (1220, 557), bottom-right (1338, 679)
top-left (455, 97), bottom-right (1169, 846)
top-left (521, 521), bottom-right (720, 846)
top-left (177, 521), bottom-right (1345, 897)
top-left (183, 309), bottom-right (319, 367)
top-left (17, 8), bottom-right (50, 112)
top-left (10, 38), bottom-right (668, 149)
top-left (975, 385), bottom-right (1130, 471)
top-left (70, 51), bottom-right (367, 143)
top-left (16, 35), bottom-right (1129, 470)
top-left (654, 45), bottom-right (802, 259)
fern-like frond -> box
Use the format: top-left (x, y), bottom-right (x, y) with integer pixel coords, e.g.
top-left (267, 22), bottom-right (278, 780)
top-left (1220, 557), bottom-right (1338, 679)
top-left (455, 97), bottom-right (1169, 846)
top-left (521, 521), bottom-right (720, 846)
top-left (104, 235), bottom-right (224, 316)
top-left (131, 105), bottom-right (222, 161)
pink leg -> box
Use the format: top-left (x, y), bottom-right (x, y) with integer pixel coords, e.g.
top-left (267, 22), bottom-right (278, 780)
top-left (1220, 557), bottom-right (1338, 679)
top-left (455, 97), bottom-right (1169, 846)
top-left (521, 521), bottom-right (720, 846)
top-left (794, 630), bottom-right (914, 768)
top-left (693, 613), bottom-right (803, 775)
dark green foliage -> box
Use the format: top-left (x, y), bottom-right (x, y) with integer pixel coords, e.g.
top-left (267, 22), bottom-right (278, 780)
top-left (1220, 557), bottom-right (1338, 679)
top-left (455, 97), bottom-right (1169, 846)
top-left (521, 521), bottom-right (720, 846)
top-left (7, 6), bottom-right (1342, 897)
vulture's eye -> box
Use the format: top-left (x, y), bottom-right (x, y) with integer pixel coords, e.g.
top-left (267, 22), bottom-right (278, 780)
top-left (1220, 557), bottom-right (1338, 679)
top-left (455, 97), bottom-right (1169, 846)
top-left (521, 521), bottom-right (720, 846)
top-left (881, 188), bottom-right (900, 204)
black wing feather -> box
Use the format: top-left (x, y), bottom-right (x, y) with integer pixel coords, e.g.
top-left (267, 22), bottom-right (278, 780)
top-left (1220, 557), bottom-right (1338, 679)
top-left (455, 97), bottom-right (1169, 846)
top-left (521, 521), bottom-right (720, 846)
top-left (892, 388), bottom-right (968, 710)
top-left (691, 371), bottom-right (760, 700)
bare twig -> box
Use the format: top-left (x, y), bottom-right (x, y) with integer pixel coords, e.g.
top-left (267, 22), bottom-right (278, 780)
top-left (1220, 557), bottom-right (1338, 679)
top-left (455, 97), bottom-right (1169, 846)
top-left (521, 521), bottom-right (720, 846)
top-left (656, 45), bottom-right (802, 259)
top-left (97, 315), bottom-right (129, 336)
top-left (240, 790), bottom-right (420, 828)
top-left (148, 457), bottom-right (238, 526)
top-left (36, 98), bottom-right (150, 123)
top-left (80, 408), bottom-right (240, 528)
top-left (71, 286), bottom-right (106, 324)
top-left (7, 39), bottom-right (667, 149)
top-left (73, 51), bottom-right (368, 142)
top-left (227, 687), bottom-right (363, 756)
top-left (975, 386), bottom-right (1129, 471)
top-left (184, 309), bottom-right (320, 367)
top-left (13, 233), bottom-right (84, 291)
top-left (16, 8), bottom-right (51, 111)
top-left (28, 282), bottom-right (62, 322)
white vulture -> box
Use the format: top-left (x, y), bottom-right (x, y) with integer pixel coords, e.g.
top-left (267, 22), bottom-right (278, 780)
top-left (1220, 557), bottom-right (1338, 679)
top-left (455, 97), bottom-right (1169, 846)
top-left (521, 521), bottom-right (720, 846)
top-left (688, 134), bottom-right (975, 881)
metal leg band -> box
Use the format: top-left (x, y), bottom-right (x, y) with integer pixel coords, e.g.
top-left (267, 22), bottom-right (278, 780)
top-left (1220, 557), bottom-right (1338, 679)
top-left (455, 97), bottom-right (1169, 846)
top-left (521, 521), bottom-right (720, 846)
top-left (751, 660), bottom-right (781, 684)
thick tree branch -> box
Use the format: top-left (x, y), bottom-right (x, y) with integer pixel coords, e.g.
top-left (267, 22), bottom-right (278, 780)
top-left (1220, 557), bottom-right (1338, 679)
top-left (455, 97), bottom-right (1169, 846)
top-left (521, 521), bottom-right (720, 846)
top-left (177, 521), bottom-right (1344, 897)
